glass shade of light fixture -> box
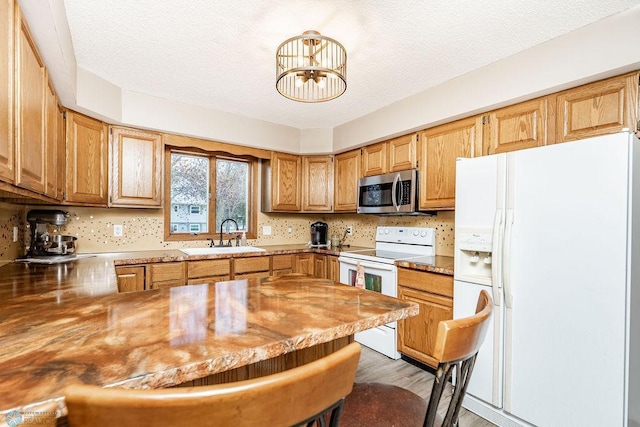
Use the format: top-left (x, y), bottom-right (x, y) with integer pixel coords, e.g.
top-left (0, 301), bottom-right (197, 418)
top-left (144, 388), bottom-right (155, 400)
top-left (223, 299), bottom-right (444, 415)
top-left (276, 30), bottom-right (347, 102)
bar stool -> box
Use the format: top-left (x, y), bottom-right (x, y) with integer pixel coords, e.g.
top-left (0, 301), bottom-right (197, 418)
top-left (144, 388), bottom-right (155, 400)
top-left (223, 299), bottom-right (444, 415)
top-left (65, 342), bottom-right (361, 427)
top-left (340, 290), bottom-right (493, 427)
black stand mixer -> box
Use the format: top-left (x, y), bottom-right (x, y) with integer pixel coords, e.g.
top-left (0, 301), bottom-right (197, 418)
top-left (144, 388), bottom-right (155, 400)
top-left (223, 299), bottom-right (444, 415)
top-left (26, 209), bottom-right (77, 257)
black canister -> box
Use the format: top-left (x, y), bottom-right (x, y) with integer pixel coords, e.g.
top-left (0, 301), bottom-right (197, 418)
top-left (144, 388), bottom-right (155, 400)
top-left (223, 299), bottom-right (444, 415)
top-left (310, 221), bottom-right (328, 246)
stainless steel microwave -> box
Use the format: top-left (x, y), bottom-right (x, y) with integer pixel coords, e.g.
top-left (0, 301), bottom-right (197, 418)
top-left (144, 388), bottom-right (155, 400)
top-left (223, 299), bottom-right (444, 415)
top-left (357, 170), bottom-right (418, 214)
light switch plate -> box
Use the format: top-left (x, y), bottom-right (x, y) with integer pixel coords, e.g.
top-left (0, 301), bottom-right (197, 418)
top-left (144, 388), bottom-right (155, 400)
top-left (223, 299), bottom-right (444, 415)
top-left (13, 226), bottom-right (18, 242)
top-left (113, 224), bottom-right (123, 237)
top-left (262, 225), bottom-right (272, 236)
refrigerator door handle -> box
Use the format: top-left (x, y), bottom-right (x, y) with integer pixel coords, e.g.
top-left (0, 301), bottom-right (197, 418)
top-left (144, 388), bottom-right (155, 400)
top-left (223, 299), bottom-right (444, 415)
top-left (503, 208), bottom-right (515, 308)
top-left (491, 209), bottom-right (504, 306)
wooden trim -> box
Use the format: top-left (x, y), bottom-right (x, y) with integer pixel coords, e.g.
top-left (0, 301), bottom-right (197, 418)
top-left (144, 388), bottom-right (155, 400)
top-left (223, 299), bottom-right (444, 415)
top-left (162, 133), bottom-right (271, 160)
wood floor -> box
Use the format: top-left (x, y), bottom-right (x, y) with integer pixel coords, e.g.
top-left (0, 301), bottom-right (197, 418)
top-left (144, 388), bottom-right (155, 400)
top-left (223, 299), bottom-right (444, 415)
top-left (355, 346), bottom-right (496, 427)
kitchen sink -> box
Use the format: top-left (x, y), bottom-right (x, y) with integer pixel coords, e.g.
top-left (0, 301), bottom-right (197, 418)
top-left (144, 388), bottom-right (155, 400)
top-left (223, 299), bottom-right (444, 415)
top-left (180, 247), bottom-right (266, 256)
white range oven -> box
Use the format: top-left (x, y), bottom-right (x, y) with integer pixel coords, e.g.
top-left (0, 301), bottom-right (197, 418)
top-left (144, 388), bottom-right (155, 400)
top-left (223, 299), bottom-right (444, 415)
top-left (339, 226), bottom-right (435, 359)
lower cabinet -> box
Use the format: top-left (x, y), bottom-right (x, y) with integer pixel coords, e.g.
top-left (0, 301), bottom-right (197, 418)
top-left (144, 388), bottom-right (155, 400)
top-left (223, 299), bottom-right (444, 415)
top-left (294, 253), bottom-right (315, 276)
top-left (327, 255), bottom-right (340, 283)
top-left (187, 259), bottom-right (231, 285)
top-left (115, 266), bottom-right (145, 293)
top-left (271, 254), bottom-right (294, 276)
top-left (148, 262), bottom-right (185, 290)
top-left (233, 257), bottom-right (270, 280)
top-left (397, 268), bottom-right (453, 368)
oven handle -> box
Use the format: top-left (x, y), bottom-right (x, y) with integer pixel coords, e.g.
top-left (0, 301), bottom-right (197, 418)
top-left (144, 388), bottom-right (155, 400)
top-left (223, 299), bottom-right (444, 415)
top-left (391, 173), bottom-right (401, 211)
top-left (339, 258), bottom-right (396, 272)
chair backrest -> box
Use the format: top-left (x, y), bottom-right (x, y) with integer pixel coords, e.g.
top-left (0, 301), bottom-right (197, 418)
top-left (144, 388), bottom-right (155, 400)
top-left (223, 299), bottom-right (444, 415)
top-left (424, 289), bottom-right (493, 427)
top-left (65, 342), bottom-right (361, 427)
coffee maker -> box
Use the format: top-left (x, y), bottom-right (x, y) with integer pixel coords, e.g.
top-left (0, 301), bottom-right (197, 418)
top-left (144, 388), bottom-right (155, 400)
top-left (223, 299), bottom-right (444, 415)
top-left (310, 221), bottom-right (329, 247)
top-left (26, 209), bottom-right (77, 257)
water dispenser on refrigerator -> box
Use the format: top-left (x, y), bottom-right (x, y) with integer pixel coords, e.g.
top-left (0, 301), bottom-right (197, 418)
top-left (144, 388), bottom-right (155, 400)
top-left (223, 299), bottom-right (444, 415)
top-left (454, 229), bottom-right (493, 286)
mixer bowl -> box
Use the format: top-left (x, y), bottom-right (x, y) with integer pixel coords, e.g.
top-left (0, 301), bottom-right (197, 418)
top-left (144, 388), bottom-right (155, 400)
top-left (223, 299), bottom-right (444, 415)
top-left (46, 235), bottom-right (77, 255)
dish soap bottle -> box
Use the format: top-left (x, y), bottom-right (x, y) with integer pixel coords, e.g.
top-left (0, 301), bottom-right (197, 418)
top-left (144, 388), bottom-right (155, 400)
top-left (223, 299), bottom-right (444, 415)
top-left (241, 232), bottom-right (247, 246)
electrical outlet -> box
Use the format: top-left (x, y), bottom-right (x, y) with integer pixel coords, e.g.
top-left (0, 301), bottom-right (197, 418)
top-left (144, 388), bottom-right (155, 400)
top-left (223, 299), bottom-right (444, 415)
top-left (346, 225), bottom-right (353, 235)
top-left (13, 226), bottom-right (18, 242)
top-left (287, 226), bottom-right (293, 234)
top-left (113, 224), bottom-right (123, 237)
top-left (263, 225), bottom-right (272, 236)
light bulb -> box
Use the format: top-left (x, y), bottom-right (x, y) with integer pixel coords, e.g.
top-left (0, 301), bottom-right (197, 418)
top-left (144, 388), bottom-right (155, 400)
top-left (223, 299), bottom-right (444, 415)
top-left (295, 77), bottom-right (304, 87)
top-left (317, 78), bottom-right (326, 89)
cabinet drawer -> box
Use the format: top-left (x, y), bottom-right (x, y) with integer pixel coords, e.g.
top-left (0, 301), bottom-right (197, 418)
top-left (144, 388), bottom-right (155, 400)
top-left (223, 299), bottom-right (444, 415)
top-left (397, 268), bottom-right (453, 298)
top-left (149, 262), bottom-right (185, 282)
top-left (188, 259), bottom-right (231, 279)
top-left (149, 279), bottom-right (184, 290)
top-left (234, 271), bottom-right (271, 281)
top-left (234, 257), bottom-right (270, 274)
top-left (272, 254), bottom-right (293, 271)
top-left (187, 276), bottom-right (231, 286)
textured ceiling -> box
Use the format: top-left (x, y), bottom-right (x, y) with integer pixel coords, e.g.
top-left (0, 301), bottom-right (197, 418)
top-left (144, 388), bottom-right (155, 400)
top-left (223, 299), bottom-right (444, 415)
top-left (63, 0), bottom-right (640, 130)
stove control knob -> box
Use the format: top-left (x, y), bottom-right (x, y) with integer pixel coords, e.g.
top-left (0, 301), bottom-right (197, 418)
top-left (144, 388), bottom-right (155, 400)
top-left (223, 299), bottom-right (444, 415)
top-left (384, 229), bottom-right (390, 234)
top-left (413, 230), bottom-right (420, 236)
top-left (378, 229), bottom-right (384, 235)
top-left (420, 230), bottom-right (428, 237)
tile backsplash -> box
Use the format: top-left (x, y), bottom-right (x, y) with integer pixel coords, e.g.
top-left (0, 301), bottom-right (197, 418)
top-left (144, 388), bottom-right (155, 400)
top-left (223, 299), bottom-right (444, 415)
top-left (1, 205), bottom-right (455, 261)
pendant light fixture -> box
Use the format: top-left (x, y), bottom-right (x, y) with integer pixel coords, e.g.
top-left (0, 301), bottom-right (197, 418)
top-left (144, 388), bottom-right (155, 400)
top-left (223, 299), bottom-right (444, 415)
top-left (276, 30), bottom-right (347, 102)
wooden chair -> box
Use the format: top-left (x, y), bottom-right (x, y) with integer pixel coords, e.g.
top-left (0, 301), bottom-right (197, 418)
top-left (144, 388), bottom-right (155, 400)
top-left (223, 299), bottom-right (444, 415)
top-left (340, 290), bottom-right (493, 427)
top-left (64, 342), bottom-right (361, 427)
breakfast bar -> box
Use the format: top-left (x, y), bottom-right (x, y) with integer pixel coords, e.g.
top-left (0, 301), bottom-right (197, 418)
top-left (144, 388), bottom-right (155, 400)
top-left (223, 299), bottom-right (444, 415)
top-left (0, 256), bottom-right (418, 422)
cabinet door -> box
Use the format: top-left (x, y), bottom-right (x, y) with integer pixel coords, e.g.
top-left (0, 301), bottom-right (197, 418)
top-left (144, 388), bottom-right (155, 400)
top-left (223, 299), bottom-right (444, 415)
top-left (65, 111), bottom-right (108, 205)
top-left (0, 0), bottom-right (13, 183)
top-left (187, 276), bottom-right (231, 286)
top-left (110, 126), bottom-right (163, 207)
top-left (314, 255), bottom-right (327, 279)
top-left (270, 152), bottom-right (301, 211)
top-left (294, 254), bottom-right (314, 276)
top-left (56, 106), bottom-right (65, 197)
top-left (397, 286), bottom-right (453, 368)
top-left (302, 155), bottom-right (333, 211)
top-left (233, 257), bottom-right (270, 276)
top-left (362, 142), bottom-right (387, 177)
top-left (556, 72), bottom-right (639, 143)
top-left (485, 97), bottom-right (551, 155)
top-left (327, 255), bottom-right (340, 283)
top-left (333, 149), bottom-right (361, 212)
top-left (44, 81), bottom-right (58, 199)
top-left (15, 14), bottom-right (46, 194)
top-left (115, 266), bottom-right (146, 293)
top-left (148, 262), bottom-right (185, 287)
top-left (388, 134), bottom-right (417, 172)
top-left (271, 254), bottom-right (293, 274)
top-left (419, 116), bottom-right (482, 210)
top-left (188, 259), bottom-right (231, 279)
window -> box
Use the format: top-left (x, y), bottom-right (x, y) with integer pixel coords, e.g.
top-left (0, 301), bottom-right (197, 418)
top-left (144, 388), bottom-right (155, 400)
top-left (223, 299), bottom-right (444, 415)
top-left (166, 149), bottom-right (256, 240)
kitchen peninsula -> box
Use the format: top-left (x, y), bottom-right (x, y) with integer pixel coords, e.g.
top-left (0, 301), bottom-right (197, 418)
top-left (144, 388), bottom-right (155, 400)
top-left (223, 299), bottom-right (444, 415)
top-left (0, 253), bottom-right (418, 422)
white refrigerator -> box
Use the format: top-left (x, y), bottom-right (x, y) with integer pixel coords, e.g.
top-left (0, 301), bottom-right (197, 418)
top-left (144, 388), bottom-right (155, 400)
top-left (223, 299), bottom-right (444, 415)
top-left (453, 131), bottom-right (640, 427)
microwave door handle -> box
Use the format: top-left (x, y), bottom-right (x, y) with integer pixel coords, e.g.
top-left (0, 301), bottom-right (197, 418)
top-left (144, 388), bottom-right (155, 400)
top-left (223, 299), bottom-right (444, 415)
top-left (392, 173), bottom-right (401, 211)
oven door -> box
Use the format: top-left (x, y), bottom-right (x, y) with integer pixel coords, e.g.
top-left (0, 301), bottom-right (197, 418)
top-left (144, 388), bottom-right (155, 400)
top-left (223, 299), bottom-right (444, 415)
top-left (357, 170), bottom-right (417, 214)
top-left (338, 257), bottom-right (397, 297)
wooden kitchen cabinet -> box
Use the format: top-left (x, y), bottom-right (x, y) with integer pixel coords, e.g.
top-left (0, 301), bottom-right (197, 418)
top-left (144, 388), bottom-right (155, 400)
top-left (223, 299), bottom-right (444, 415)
top-left (0, 0), bottom-right (13, 184)
top-left (56, 105), bottom-right (65, 198)
top-left (314, 254), bottom-right (327, 279)
top-left (362, 142), bottom-right (387, 177)
top-left (388, 133), bottom-right (418, 172)
top-left (110, 126), bottom-right (163, 208)
top-left (187, 258), bottom-right (231, 285)
top-left (327, 255), bottom-right (340, 283)
top-left (271, 254), bottom-right (294, 276)
top-left (302, 155), bottom-right (333, 212)
top-left (115, 266), bottom-right (146, 293)
top-left (333, 149), bottom-right (361, 212)
top-left (484, 96), bottom-right (553, 155)
top-left (233, 257), bottom-right (270, 280)
top-left (265, 151), bottom-right (302, 211)
top-left (15, 10), bottom-right (46, 195)
top-left (44, 81), bottom-right (59, 199)
top-left (556, 72), bottom-right (639, 143)
top-left (397, 268), bottom-right (453, 368)
top-left (294, 253), bottom-right (315, 276)
top-left (64, 111), bottom-right (109, 205)
top-left (419, 116), bottom-right (482, 210)
top-left (148, 261), bottom-right (185, 290)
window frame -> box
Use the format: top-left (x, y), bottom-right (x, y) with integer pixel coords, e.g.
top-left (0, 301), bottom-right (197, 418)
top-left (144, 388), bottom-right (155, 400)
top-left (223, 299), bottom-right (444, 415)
top-left (164, 147), bottom-right (258, 241)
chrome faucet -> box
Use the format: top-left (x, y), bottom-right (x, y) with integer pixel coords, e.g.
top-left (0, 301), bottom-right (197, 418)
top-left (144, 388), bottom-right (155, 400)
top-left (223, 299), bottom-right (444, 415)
top-left (218, 218), bottom-right (239, 247)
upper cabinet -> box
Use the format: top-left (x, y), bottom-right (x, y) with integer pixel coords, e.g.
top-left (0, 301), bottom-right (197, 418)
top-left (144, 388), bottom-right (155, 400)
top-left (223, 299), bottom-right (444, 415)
top-left (44, 80), bottom-right (59, 199)
top-left (419, 116), bottom-right (482, 210)
top-left (110, 126), bottom-right (163, 208)
top-left (362, 134), bottom-right (418, 177)
top-left (262, 151), bottom-right (302, 212)
top-left (15, 9), bottom-right (46, 194)
top-left (484, 96), bottom-right (553, 155)
top-left (334, 149), bottom-right (361, 212)
top-left (556, 72), bottom-right (639, 143)
top-left (362, 142), bottom-right (387, 177)
top-left (64, 111), bottom-right (109, 206)
top-left (388, 133), bottom-right (418, 172)
top-left (0, 0), bottom-right (13, 184)
top-left (302, 155), bottom-right (333, 212)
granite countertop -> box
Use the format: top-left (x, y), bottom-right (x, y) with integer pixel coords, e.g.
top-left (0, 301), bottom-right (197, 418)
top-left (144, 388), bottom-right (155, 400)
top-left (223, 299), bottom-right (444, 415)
top-left (0, 253), bottom-right (417, 419)
top-left (394, 255), bottom-right (455, 276)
